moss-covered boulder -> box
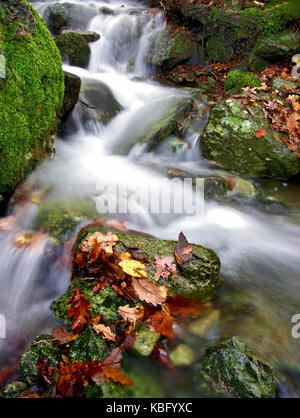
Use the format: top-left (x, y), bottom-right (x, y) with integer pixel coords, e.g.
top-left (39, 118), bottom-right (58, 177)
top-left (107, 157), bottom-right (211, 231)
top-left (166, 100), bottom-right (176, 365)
top-left (61, 29), bottom-right (100, 44)
top-left (0, 0), bottom-right (64, 205)
top-left (150, 26), bottom-right (196, 70)
top-left (55, 31), bottom-right (91, 68)
top-left (194, 336), bottom-right (276, 398)
top-left (18, 334), bottom-right (62, 385)
top-left (248, 29), bottom-right (300, 71)
top-left (200, 97), bottom-right (300, 179)
top-left (224, 70), bottom-right (261, 92)
top-left (74, 226), bottom-right (221, 301)
top-left (133, 324), bottom-right (160, 357)
top-left (206, 30), bottom-right (234, 63)
top-left (59, 71), bottom-right (81, 135)
top-left (33, 199), bottom-right (101, 238)
top-left (77, 78), bottom-right (123, 127)
top-left (69, 325), bottom-right (108, 363)
top-left (43, 2), bottom-right (98, 36)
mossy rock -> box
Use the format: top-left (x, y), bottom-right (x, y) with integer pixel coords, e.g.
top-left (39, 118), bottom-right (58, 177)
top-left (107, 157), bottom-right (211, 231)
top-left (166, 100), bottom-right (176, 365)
top-left (224, 70), bottom-right (261, 92)
top-left (194, 336), bottom-right (276, 398)
top-left (55, 32), bottom-right (91, 68)
top-left (34, 199), bottom-right (101, 238)
top-left (150, 26), bottom-right (196, 70)
top-left (270, 76), bottom-right (300, 92)
top-left (206, 31), bottom-right (234, 63)
top-left (77, 78), bottom-right (123, 127)
top-left (0, 381), bottom-right (29, 398)
top-left (51, 279), bottom-right (127, 324)
top-left (69, 325), bottom-right (108, 363)
top-left (18, 334), bottom-right (62, 385)
top-left (73, 225), bottom-right (221, 301)
top-left (58, 71), bottom-right (81, 135)
top-left (43, 2), bottom-right (98, 36)
top-left (82, 381), bottom-right (128, 398)
top-left (0, 0), bottom-right (64, 201)
top-left (133, 324), bottom-right (160, 357)
top-left (201, 97), bottom-right (300, 179)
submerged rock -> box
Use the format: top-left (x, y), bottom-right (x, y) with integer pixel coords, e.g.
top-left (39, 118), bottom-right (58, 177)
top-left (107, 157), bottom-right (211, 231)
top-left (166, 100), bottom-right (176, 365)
top-left (61, 30), bottom-right (100, 43)
top-left (150, 26), bottom-right (196, 70)
top-left (0, 0), bottom-right (64, 205)
top-left (43, 2), bottom-right (98, 36)
top-left (200, 97), bottom-right (300, 179)
top-left (77, 78), bottom-right (123, 127)
top-left (194, 336), bottom-right (276, 398)
top-left (55, 31), bottom-right (91, 68)
top-left (133, 324), bottom-right (160, 357)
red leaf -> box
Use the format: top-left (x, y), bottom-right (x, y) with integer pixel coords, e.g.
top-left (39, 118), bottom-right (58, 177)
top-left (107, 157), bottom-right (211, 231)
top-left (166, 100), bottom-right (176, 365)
top-left (167, 295), bottom-right (205, 319)
top-left (150, 310), bottom-right (174, 339)
top-left (67, 289), bottom-right (91, 334)
top-left (255, 127), bottom-right (266, 138)
top-left (174, 232), bottom-right (193, 265)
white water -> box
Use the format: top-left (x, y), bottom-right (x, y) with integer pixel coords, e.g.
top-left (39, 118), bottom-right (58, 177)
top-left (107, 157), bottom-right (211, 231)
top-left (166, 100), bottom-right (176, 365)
top-left (1, 0), bottom-right (300, 386)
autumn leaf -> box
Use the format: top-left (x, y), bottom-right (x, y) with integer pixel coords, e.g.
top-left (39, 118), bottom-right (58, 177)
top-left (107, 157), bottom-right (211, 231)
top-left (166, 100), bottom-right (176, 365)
top-left (52, 325), bottom-right (78, 345)
top-left (81, 231), bottom-right (119, 258)
top-left (131, 278), bottom-right (167, 306)
top-left (150, 310), bottom-right (174, 339)
top-left (93, 324), bottom-right (116, 342)
top-left (67, 288), bottom-right (91, 334)
top-left (174, 232), bottom-right (193, 265)
top-left (118, 304), bottom-right (145, 322)
top-left (93, 282), bottom-right (106, 294)
top-left (103, 366), bottom-right (133, 385)
top-left (154, 255), bottom-right (177, 281)
top-left (119, 259), bottom-right (148, 278)
top-left (167, 295), bottom-right (205, 319)
top-left (255, 127), bottom-right (266, 138)
top-left (288, 95), bottom-right (300, 112)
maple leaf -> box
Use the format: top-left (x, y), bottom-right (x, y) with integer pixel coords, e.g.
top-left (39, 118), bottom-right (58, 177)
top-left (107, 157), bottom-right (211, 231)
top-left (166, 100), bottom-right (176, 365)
top-left (131, 278), bottom-right (167, 306)
top-left (255, 127), bottom-right (266, 138)
top-left (174, 232), bottom-right (193, 265)
top-left (52, 325), bottom-right (78, 345)
top-left (119, 259), bottom-right (148, 278)
top-left (154, 255), bottom-right (177, 281)
top-left (93, 324), bottom-right (116, 341)
top-left (67, 288), bottom-right (92, 334)
top-left (167, 295), bottom-right (205, 319)
top-left (103, 366), bottom-right (133, 385)
top-left (150, 310), bottom-right (174, 339)
top-left (118, 304), bottom-right (145, 322)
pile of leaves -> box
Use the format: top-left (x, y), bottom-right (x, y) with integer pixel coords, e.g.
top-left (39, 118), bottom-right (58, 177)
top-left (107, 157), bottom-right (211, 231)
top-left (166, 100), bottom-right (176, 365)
top-left (23, 230), bottom-right (206, 398)
top-left (230, 63), bottom-right (300, 157)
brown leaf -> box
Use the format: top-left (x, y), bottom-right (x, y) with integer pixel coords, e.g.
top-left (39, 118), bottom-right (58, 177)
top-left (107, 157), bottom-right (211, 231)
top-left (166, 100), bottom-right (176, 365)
top-left (103, 366), bottom-right (133, 385)
top-left (67, 288), bottom-right (91, 334)
top-left (93, 324), bottom-right (116, 341)
top-left (52, 325), bottom-right (78, 345)
top-left (174, 232), bottom-right (193, 265)
top-left (150, 310), bottom-right (174, 339)
top-left (154, 255), bottom-right (177, 281)
top-left (167, 295), bottom-right (205, 319)
top-left (131, 278), bottom-right (167, 306)
top-left (118, 304), bottom-right (145, 322)
top-left (255, 127), bottom-right (266, 138)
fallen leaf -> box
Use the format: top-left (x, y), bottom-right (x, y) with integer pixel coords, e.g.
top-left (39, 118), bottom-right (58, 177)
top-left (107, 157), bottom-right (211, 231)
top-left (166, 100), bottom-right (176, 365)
top-left (67, 288), bottom-right (91, 334)
top-left (93, 324), bottom-right (116, 341)
top-left (255, 127), bottom-right (266, 138)
top-left (174, 232), bottom-right (193, 265)
top-left (154, 255), bottom-right (177, 281)
top-left (131, 278), bottom-right (167, 306)
top-left (103, 366), bottom-right (133, 385)
top-left (150, 310), bottom-right (174, 339)
top-left (167, 295), bottom-right (205, 319)
top-left (52, 326), bottom-right (78, 345)
top-left (118, 304), bottom-right (145, 322)
top-left (119, 259), bottom-right (148, 278)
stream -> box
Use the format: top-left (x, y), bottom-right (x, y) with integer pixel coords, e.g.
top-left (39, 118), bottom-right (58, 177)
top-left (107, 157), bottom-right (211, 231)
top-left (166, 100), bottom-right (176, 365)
top-left (1, 0), bottom-right (300, 397)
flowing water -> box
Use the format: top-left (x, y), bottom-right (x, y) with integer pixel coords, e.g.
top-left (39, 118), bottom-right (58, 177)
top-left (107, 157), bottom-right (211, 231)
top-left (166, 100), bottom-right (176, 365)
top-left (1, 0), bottom-right (300, 396)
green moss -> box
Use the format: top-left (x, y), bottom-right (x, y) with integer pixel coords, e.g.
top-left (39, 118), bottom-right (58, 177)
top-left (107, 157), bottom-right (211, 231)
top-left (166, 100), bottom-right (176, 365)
top-left (34, 199), bottom-right (101, 237)
top-left (69, 325), bottom-right (108, 363)
top-left (0, 0), bottom-right (64, 198)
top-left (224, 70), bottom-right (261, 92)
top-left (55, 32), bottom-right (91, 68)
top-left (133, 324), bottom-right (160, 357)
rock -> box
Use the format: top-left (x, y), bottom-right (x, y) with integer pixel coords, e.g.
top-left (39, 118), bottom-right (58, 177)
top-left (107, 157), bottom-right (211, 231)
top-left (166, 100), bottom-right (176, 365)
top-left (249, 29), bottom-right (300, 71)
top-left (69, 325), bottom-right (108, 363)
top-left (77, 79), bottom-right (123, 127)
top-left (0, 0), bottom-right (64, 205)
top-left (203, 177), bottom-right (228, 201)
top-left (59, 71), bottom-right (81, 135)
top-left (55, 32), bottom-right (91, 68)
top-left (61, 30), bottom-right (100, 43)
top-left (73, 225), bottom-right (220, 301)
top-left (200, 97), bottom-right (300, 179)
top-left (33, 199), bottom-right (101, 238)
top-left (224, 70), bottom-right (261, 92)
top-left (270, 76), bottom-right (300, 92)
top-left (18, 334), bottom-right (62, 385)
top-left (150, 26), bottom-right (196, 70)
top-left (133, 324), bottom-right (160, 357)
top-left (43, 2), bottom-right (98, 36)
top-left (0, 381), bottom-right (28, 398)
top-left (194, 336), bottom-right (276, 398)
top-left (187, 309), bottom-right (221, 337)
top-left (117, 96), bottom-right (192, 154)
top-left (206, 31), bottom-right (234, 63)
top-left (170, 344), bottom-right (196, 366)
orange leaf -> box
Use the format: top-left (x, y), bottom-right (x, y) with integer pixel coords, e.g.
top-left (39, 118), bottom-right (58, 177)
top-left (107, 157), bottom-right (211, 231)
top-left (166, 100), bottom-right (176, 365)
top-left (131, 278), bottom-right (168, 306)
top-left (174, 232), bottom-right (193, 265)
top-left (103, 366), bottom-right (133, 385)
top-left (167, 295), bottom-right (205, 319)
top-left (255, 127), bottom-right (266, 138)
top-left (67, 289), bottom-right (91, 334)
top-left (93, 324), bottom-right (116, 341)
top-left (118, 304), bottom-right (144, 322)
top-left (150, 310), bottom-right (174, 339)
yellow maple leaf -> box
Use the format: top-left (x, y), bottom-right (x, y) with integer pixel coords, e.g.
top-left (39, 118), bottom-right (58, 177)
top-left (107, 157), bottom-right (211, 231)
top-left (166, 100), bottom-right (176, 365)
top-left (119, 259), bottom-right (148, 278)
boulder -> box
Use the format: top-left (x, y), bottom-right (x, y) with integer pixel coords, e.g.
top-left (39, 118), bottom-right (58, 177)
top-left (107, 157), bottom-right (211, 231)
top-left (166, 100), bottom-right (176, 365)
top-left (68, 325), bottom-right (108, 363)
top-left (0, 0), bottom-right (64, 208)
top-left (61, 29), bottom-right (100, 43)
top-left (59, 71), bottom-right (81, 135)
top-left (249, 29), bottom-right (300, 71)
top-left (77, 79), bottom-right (123, 127)
top-left (150, 26), bottom-right (196, 70)
top-left (200, 97), bottom-right (300, 179)
top-left (194, 336), bottom-right (276, 398)
top-left (43, 2), bottom-right (98, 36)
top-left (55, 31), bottom-right (91, 68)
